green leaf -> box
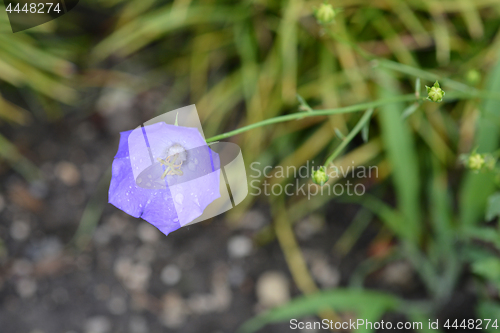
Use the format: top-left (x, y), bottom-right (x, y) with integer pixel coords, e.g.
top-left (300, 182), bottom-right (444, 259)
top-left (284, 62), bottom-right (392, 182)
top-left (334, 128), bottom-right (345, 140)
top-left (478, 301), bottom-right (500, 333)
top-left (460, 53), bottom-right (500, 226)
top-left (486, 192), bottom-right (500, 221)
top-left (465, 226), bottom-right (500, 250)
top-left (361, 121), bottom-right (370, 142)
top-left (237, 289), bottom-right (401, 333)
top-left (376, 70), bottom-right (421, 243)
top-left (472, 257), bottom-right (500, 288)
top-left (401, 103), bottom-right (419, 119)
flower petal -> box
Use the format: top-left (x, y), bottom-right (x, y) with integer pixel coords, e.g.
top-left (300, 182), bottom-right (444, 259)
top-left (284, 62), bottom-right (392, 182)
top-left (114, 130), bottom-right (132, 159)
top-left (110, 122), bottom-right (221, 236)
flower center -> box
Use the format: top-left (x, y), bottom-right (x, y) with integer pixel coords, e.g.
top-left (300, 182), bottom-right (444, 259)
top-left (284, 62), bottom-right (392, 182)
top-left (157, 144), bottom-right (187, 179)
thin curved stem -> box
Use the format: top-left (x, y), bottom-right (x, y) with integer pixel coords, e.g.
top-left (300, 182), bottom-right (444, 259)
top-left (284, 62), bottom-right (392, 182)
top-left (323, 108), bottom-right (374, 167)
top-left (205, 94), bottom-right (418, 143)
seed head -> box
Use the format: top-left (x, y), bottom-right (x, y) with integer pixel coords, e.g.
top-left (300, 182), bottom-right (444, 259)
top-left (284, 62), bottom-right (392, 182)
top-left (311, 166), bottom-right (329, 186)
top-left (468, 153), bottom-right (485, 171)
top-left (315, 2), bottom-right (336, 25)
top-left (426, 81), bottom-right (445, 103)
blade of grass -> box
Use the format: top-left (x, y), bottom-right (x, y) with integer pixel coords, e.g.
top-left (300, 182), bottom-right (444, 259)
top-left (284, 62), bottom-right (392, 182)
top-left (460, 51), bottom-right (500, 226)
top-left (376, 70), bottom-right (422, 244)
top-left (237, 288), bottom-right (401, 333)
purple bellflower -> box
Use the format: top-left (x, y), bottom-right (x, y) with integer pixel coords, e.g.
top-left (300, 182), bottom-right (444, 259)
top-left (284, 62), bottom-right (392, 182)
top-left (109, 122), bottom-right (221, 236)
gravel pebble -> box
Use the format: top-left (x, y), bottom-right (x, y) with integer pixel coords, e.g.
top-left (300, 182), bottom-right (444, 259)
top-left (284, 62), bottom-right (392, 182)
top-left (311, 258), bottom-right (340, 288)
top-left (12, 259), bottom-right (34, 276)
top-left (161, 292), bottom-right (188, 329)
top-left (84, 316), bottom-right (111, 333)
top-left (129, 316), bottom-right (148, 333)
top-left (295, 215), bottom-right (324, 240)
top-left (55, 161), bottom-right (81, 186)
top-left (137, 222), bottom-right (160, 243)
top-left (10, 219), bottom-right (30, 241)
top-left (239, 210), bottom-right (267, 230)
top-left (161, 264), bottom-right (182, 286)
top-left (256, 271), bottom-right (290, 308)
top-left (227, 235), bottom-right (253, 258)
top-left (107, 296), bottom-right (127, 315)
top-left (16, 278), bottom-right (37, 298)
top-left (381, 261), bottom-right (414, 288)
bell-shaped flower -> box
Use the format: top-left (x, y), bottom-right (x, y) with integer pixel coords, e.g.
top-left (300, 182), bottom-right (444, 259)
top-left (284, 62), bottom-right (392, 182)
top-left (108, 122), bottom-right (221, 236)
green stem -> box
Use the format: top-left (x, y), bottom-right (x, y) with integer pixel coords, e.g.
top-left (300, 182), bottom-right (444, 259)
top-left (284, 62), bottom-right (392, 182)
top-left (326, 30), bottom-right (500, 101)
top-left (323, 108), bottom-right (374, 166)
top-left (205, 94), bottom-right (418, 143)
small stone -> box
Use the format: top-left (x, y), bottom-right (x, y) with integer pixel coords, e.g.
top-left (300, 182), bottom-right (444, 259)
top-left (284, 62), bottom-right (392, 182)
top-left (104, 214), bottom-right (127, 235)
top-left (187, 294), bottom-right (212, 314)
top-left (32, 237), bottom-right (62, 261)
top-left (55, 161), bottom-right (81, 186)
top-left (108, 296), bottom-right (127, 315)
top-left (84, 316), bottom-right (111, 333)
top-left (210, 266), bottom-right (232, 312)
top-left (311, 258), bottom-right (340, 288)
top-left (16, 277), bottom-right (37, 298)
top-left (10, 220), bottom-right (30, 241)
top-left (239, 210), bottom-right (266, 230)
top-left (137, 222), bottom-right (160, 243)
top-left (161, 265), bottom-right (181, 286)
top-left (227, 235), bottom-right (253, 258)
top-left (228, 266), bottom-right (245, 287)
top-left (114, 258), bottom-right (133, 279)
top-left (94, 226), bottom-right (111, 246)
top-left (380, 261), bottom-right (414, 288)
top-left (125, 263), bottom-right (151, 291)
top-left (12, 259), bottom-right (33, 276)
top-left (129, 316), bottom-right (148, 333)
top-left (295, 215), bottom-right (324, 241)
top-left (29, 181), bottom-right (48, 199)
top-left (256, 271), bottom-right (290, 308)
top-left (161, 292), bottom-right (188, 329)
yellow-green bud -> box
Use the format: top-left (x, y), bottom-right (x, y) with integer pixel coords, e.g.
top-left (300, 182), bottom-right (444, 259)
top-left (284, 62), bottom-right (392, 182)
top-left (315, 3), bottom-right (336, 25)
top-left (311, 166), bottom-right (329, 185)
top-left (426, 81), bottom-right (445, 103)
top-left (466, 70), bottom-right (481, 86)
top-left (468, 153), bottom-right (485, 171)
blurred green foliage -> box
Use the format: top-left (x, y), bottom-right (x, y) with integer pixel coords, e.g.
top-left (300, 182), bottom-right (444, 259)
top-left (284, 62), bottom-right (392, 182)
top-left (2, 0), bottom-right (500, 331)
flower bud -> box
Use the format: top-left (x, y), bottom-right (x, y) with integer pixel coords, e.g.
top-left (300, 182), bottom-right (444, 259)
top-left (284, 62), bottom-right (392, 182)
top-left (311, 166), bottom-right (329, 185)
top-left (467, 153), bottom-right (485, 171)
top-left (466, 70), bottom-right (481, 86)
top-left (426, 81), bottom-right (445, 103)
top-left (315, 3), bottom-right (336, 25)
